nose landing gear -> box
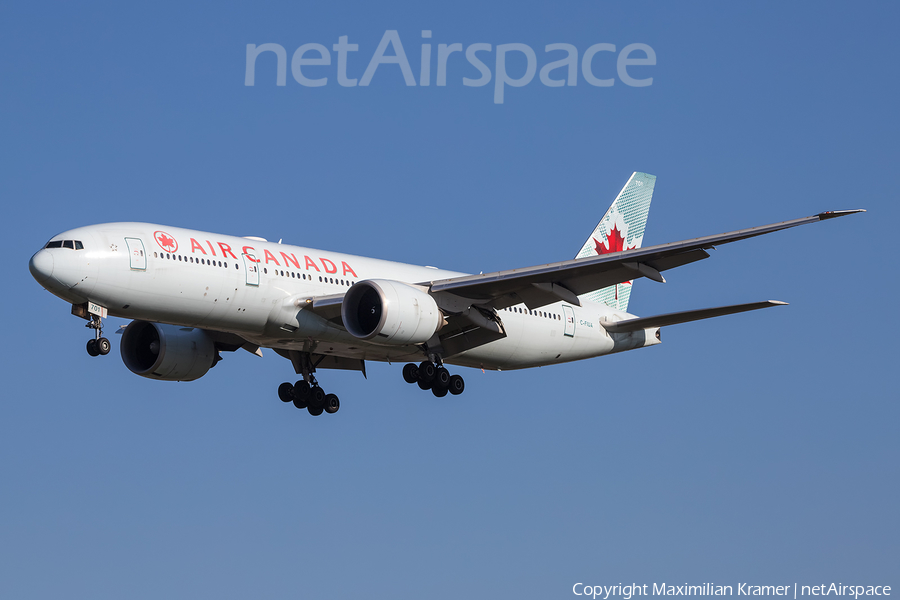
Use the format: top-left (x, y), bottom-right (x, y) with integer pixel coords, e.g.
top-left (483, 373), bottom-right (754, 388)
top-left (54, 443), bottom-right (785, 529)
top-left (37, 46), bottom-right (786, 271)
top-left (85, 314), bottom-right (110, 357)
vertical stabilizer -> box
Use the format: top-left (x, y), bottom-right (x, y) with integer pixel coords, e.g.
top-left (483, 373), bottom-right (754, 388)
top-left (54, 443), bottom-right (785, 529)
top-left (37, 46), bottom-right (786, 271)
top-left (575, 172), bottom-right (656, 312)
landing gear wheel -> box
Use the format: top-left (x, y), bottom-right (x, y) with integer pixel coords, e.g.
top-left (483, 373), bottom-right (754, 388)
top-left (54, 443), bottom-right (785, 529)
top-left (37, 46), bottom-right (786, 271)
top-left (307, 405), bottom-right (324, 416)
top-left (417, 379), bottom-right (432, 391)
top-left (278, 382), bottom-right (294, 402)
top-left (448, 374), bottom-right (465, 396)
top-left (86, 339), bottom-right (100, 357)
top-left (309, 386), bottom-right (326, 410)
top-left (418, 361), bottom-right (436, 384)
top-left (292, 381), bottom-right (310, 409)
top-left (432, 385), bottom-right (448, 398)
top-left (293, 381), bottom-right (310, 402)
top-left (402, 363), bottom-right (419, 384)
top-left (434, 367), bottom-right (451, 388)
top-left (96, 337), bottom-right (111, 355)
top-left (324, 394), bottom-right (340, 414)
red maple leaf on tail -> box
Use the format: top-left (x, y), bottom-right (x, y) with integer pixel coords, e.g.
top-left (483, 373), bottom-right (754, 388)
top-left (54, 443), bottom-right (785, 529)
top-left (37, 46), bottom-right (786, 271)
top-left (592, 223), bottom-right (636, 301)
top-left (592, 223), bottom-right (635, 255)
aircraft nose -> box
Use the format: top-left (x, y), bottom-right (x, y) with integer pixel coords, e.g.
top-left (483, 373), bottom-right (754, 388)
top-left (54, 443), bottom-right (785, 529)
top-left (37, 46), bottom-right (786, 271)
top-left (29, 249), bottom-right (54, 285)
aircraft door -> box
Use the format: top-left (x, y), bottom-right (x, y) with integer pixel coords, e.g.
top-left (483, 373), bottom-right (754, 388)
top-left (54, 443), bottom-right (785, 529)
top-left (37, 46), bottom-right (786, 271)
top-left (243, 253), bottom-right (259, 286)
top-left (562, 305), bottom-right (576, 337)
top-left (124, 237), bottom-right (147, 270)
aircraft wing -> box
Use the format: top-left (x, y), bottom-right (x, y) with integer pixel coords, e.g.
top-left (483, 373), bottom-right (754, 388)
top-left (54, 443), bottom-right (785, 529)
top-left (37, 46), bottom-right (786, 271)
top-left (427, 210), bottom-right (863, 309)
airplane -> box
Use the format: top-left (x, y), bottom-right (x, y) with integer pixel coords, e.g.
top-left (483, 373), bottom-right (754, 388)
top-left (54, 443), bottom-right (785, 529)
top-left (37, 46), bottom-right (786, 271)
top-left (28, 172), bottom-right (863, 416)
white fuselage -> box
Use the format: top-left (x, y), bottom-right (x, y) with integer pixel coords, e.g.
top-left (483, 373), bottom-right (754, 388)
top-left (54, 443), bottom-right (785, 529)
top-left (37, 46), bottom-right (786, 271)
top-left (30, 223), bottom-right (658, 371)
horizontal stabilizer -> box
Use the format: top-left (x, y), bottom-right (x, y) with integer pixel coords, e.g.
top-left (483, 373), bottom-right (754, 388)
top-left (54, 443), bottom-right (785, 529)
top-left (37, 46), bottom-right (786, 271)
top-left (601, 300), bottom-right (788, 333)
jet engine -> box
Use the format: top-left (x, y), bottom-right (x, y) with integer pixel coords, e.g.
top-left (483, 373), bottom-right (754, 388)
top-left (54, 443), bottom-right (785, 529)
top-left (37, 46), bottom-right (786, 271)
top-left (120, 321), bottom-right (216, 381)
top-left (342, 279), bottom-right (443, 346)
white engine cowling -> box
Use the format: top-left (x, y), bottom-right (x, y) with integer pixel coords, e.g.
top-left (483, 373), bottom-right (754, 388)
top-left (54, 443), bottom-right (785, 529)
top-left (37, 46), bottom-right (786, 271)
top-left (120, 321), bottom-right (216, 381)
top-left (342, 279), bottom-right (443, 345)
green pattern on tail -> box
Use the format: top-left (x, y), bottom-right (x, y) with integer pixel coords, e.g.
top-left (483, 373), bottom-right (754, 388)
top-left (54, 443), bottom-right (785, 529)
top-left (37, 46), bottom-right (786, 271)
top-left (575, 172), bottom-right (656, 312)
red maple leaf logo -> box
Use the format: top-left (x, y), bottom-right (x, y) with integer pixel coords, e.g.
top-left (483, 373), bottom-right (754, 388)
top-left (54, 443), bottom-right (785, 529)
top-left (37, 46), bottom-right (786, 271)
top-left (592, 223), bottom-right (636, 301)
top-left (592, 223), bottom-right (635, 255)
top-left (154, 231), bottom-right (178, 252)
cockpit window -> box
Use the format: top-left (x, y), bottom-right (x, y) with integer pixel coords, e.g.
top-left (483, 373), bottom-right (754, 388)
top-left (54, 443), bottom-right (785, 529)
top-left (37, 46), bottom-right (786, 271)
top-left (45, 240), bottom-right (84, 250)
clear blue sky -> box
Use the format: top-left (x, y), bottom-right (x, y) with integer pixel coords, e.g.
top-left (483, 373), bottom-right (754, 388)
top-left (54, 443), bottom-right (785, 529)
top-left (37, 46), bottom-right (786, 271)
top-left (2, 2), bottom-right (897, 598)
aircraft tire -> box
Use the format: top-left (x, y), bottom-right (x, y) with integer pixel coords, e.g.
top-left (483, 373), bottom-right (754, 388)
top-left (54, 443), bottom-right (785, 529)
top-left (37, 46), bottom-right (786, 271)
top-left (86, 339), bottom-right (100, 357)
top-left (293, 381), bottom-right (310, 401)
top-left (448, 375), bottom-right (465, 396)
top-left (418, 361), bottom-right (436, 384)
top-left (417, 379), bottom-right (432, 390)
top-left (307, 405), bottom-right (324, 416)
top-left (432, 385), bottom-right (448, 398)
top-left (97, 337), bottom-right (111, 355)
top-left (278, 382), bottom-right (294, 402)
top-left (324, 394), bottom-right (340, 414)
top-left (402, 363), bottom-right (419, 384)
top-left (309, 386), bottom-right (326, 409)
top-left (434, 367), bottom-right (451, 388)
top-left (292, 381), bottom-right (310, 409)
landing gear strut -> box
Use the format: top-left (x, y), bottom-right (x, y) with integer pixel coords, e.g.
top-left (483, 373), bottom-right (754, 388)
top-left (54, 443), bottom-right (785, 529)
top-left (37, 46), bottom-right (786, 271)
top-left (402, 360), bottom-right (465, 397)
top-left (85, 314), bottom-right (110, 357)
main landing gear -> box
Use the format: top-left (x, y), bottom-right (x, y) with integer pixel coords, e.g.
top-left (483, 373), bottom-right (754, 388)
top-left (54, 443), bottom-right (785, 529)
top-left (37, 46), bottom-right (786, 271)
top-left (277, 376), bottom-right (340, 416)
top-left (85, 314), bottom-right (110, 357)
top-left (402, 361), bottom-right (465, 397)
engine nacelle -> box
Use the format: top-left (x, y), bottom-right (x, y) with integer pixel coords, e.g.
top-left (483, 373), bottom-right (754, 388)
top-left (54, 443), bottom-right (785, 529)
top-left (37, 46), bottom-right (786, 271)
top-left (120, 321), bottom-right (216, 381)
top-left (342, 279), bottom-right (443, 346)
